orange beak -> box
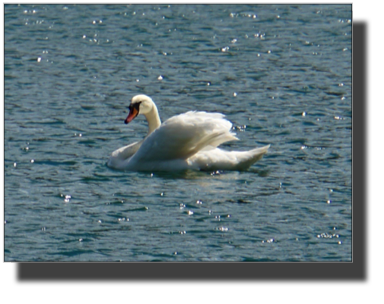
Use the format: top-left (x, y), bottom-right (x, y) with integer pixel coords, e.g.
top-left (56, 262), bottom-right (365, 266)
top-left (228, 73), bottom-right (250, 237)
top-left (125, 106), bottom-right (139, 124)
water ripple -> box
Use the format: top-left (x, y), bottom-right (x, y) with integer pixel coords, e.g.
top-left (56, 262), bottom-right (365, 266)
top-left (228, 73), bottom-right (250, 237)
top-left (5, 4), bottom-right (351, 262)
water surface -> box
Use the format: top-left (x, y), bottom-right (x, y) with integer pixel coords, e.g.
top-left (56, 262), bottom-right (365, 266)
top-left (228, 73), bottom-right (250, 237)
top-left (4, 4), bottom-right (352, 261)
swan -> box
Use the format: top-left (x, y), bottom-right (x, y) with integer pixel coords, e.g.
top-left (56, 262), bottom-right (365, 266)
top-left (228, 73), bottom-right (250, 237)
top-left (107, 94), bottom-right (270, 171)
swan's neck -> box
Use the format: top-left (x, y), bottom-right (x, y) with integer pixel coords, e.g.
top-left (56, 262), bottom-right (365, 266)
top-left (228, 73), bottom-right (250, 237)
top-left (144, 104), bottom-right (161, 135)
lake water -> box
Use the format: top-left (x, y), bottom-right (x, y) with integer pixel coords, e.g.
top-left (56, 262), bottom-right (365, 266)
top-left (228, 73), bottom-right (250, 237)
top-left (4, 4), bottom-right (352, 262)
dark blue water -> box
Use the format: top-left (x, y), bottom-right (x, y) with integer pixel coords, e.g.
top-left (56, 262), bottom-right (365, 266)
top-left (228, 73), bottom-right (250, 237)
top-left (4, 4), bottom-right (352, 261)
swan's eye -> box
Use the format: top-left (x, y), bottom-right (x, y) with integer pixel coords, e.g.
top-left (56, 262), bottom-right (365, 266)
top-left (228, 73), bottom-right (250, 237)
top-left (129, 102), bottom-right (141, 112)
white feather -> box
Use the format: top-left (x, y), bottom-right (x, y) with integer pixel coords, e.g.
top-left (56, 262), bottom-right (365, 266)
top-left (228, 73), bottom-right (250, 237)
top-left (107, 95), bottom-right (269, 171)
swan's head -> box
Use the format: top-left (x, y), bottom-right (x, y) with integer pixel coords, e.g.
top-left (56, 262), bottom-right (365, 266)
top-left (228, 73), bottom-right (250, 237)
top-left (125, 94), bottom-right (155, 124)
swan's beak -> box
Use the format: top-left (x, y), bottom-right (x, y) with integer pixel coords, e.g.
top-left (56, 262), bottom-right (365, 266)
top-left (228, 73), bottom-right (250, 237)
top-left (125, 107), bottom-right (139, 124)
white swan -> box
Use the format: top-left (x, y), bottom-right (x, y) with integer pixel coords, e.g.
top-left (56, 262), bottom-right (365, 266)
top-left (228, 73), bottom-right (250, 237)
top-left (107, 95), bottom-right (270, 171)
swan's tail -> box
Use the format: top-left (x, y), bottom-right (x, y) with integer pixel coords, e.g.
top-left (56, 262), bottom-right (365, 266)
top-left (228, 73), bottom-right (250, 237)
top-left (190, 144), bottom-right (270, 171)
top-left (233, 144), bottom-right (270, 170)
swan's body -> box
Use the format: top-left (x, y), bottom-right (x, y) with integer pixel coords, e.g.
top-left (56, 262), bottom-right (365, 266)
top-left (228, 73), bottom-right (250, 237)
top-left (107, 95), bottom-right (270, 171)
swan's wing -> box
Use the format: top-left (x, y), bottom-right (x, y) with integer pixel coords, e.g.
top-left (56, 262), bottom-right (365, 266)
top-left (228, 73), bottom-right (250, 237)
top-left (130, 111), bottom-right (238, 163)
top-left (107, 140), bottom-right (143, 169)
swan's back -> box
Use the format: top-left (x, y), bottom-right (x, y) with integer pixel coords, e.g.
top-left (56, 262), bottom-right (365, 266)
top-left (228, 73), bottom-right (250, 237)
top-left (127, 111), bottom-right (238, 168)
